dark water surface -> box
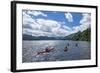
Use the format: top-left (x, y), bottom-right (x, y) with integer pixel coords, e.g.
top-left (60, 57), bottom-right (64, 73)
top-left (22, 40), bottom-right (91, 63)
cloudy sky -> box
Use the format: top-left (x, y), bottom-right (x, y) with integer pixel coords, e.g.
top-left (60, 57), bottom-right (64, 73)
top-left (22, 10), bottom-right (91, 37)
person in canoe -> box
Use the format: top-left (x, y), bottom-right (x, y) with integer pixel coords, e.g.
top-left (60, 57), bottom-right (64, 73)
top-left (67, 43), bottom-right (69, 46)
top-left (64, 43), bottom-right (70, 52)
top-left (37, 47), bottom-right (54, 55)
top-left (64, 46), bottom-right (68, 52)
top-left (75, 43), bottom-right (78, 47)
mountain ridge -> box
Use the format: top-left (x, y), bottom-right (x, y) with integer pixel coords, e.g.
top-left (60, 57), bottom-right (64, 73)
top-left (64, 28), bottom-right (91, 41)
top-left (23, 28), bottom-right (91, 41)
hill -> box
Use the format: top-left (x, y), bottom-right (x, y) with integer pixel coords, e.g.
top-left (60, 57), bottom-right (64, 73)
top-left (64, 28), bottom-right (91, 41)
top-left (23, 34), bottom-right (64, 40)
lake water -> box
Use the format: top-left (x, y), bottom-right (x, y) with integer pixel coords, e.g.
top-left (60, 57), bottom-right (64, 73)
top-left (22, 40), bottom-right (91, 63)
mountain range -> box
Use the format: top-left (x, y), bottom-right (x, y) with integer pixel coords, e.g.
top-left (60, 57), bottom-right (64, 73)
top-left (23, 35), bottom-right (64, 40)
top-left (23, 28), bottom-right (91, 41)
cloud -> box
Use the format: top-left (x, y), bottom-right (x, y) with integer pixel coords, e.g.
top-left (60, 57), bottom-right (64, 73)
top-left (80, 13), bottom-right (91, 24)
top-left (65, 12), bottom-right (73, 22)
top-left (27, 10), bottom-right (47, 17)
top-left (36, 18), bottom-right (61, 28)
top-left (52, 27), bottom-right (70, 36)
top-left (72, 26), bottom-right (80, 33)
top-left (23, 28), bottom-right (33, 35)
top-left (79, 13), bottom-right (91, 31)
top-left (71, 13), bottom-right (91, 32)
top-left (23, 11), bottom-right (91, 37)
top-left (23, 11), bottom-right (35, 25)
top-left (63, 25), bottom-right (71, 31)
top-left (23, 11), bottom-right (69, 37)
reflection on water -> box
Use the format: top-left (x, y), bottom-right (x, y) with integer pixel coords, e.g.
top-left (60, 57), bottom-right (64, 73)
top-left (22, 40), bottom-right (91, 63)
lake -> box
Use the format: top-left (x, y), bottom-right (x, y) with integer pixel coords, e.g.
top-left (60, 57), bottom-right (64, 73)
top-left (22, 40), bottom-right (91, 63)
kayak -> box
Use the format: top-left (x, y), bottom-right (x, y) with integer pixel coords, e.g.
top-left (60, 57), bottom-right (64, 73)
top-left (37, 48), bottom-right (54, 55)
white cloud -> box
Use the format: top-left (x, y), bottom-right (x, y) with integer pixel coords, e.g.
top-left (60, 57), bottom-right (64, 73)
top-left (23, 28), bottom-right (33, 35)
top-left (71, 13), bottom-right (91, 32)
top-left (65, 12), bottom-right (73, 22)
top-left (36, 18), bottom-right (61, 28)
top-left (23, 11), bottom-right (68, 37)
top-left (52, 27), bottom-right (70, 36)
top-left (72, 26), bottom-right (80, 33)
top-left (32, 30), bottom-right (54, 37)
top-left (23, 11), bottom-right (33, 25)
top-left (23, 28), bottom-right (54, 37)
top-left (79, 13), bottom-right (91, 31)
top-left (63, 25), bottom-right (71, 31)
top-left (80, 13), bottom-right (91, 24)
top-left (23, 11), bottom-right (91, 37)
top-left (27, 10), bottom-right (47, 17)
top-left (23, 11), bottom-right (36, 27)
